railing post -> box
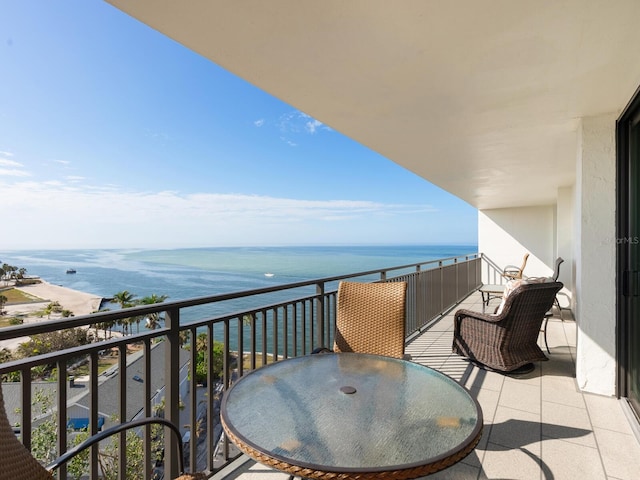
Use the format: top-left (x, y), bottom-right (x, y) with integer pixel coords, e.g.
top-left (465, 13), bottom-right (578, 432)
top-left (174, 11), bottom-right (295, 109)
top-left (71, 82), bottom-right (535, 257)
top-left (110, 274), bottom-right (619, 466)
top-left (315, 282), bottom-right (325, 348)
top-left (454, 257), bottom-right (459, 300)
top-left (164, 307), bottom-right (181, 479)
top-left (57, 360), bottom-right (68, 480)
top-left (20, 369), bottom-right (32, 450)
top-left (118, 344), bottom-right (127, 480)
top-left (143, 340), bottom-right (152, 480)
top-left (89, 353), bottom-right (99, 479)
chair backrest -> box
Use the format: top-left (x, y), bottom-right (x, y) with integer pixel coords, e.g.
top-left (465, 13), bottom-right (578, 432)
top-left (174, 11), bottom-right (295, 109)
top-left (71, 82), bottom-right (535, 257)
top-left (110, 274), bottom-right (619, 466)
top-left (0, 383), bottom-right (52, 480)
top-left (333, 281), bottom-right (407, 359)
top-left (497, 281), bottom-right (563, 327)
top-left (552, 257), bottom-right (564, 281)
top-left (503, 253), bottom-right (529, 280)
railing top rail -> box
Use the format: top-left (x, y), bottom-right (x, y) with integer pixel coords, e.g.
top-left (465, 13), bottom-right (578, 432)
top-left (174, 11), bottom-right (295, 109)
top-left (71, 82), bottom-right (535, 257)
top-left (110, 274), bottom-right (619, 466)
top-left (0, 329), bottom-right (167, 374)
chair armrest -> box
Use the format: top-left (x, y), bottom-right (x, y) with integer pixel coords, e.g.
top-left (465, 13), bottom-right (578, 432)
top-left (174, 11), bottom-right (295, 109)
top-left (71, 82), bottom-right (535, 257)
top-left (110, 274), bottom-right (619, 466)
top-left (455, 308), bottom-right (503, 324)
top-left (502, 267), bottom-right (521, 278)
top-left (46, 417), bottom-right (186, 475)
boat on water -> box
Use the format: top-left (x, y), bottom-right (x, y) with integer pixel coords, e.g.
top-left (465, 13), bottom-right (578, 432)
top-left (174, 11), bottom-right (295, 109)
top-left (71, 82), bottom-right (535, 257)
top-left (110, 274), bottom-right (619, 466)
top-left (66, 268), bottom-right (77, 274)
top-left (264, 273), bottom-right (274, 277)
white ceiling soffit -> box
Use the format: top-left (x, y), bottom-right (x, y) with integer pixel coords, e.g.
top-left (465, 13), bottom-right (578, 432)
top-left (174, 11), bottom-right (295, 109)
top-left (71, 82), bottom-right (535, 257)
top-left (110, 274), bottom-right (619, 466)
top-left (106, 0), bottom-right (640, 210)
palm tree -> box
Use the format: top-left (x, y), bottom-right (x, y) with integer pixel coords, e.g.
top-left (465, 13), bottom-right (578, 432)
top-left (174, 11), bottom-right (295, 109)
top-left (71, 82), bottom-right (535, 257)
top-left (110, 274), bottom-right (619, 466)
top-left (112, 291), bottom-right (136, 335)
top-left (15, 267), bottom-right (27, 285)
top-left (0, 347), bottom-right (13, 381)
top-left (138, 294), bottom-right (168, 331)
top-left (113, 290), bottom-right (136, 308)
top-left (0, 347), bottom-right (12, 363)
top-left (118, 317), bottom-right (133, 336)
top-left (43, 301), bottom-right (62, 319)
top-left (6, 265), bottom-right (17, 284)
top-left (91, 308), bottom-right (115, 340)
top-left (195, 332), bottom-right (208, 352)
top-left (1, 263), bottom-right (14, 286)
top-left (104, 319), bottom-right (117, 339)
top-left (0, 294), bottom-right (7, 315)
top-left (179, 330), bottom-right (190, 347)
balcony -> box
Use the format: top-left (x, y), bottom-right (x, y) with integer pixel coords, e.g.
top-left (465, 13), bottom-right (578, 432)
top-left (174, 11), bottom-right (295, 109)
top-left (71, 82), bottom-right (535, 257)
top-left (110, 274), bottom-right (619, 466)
top-left (1, 254), bottom-right (639, 479)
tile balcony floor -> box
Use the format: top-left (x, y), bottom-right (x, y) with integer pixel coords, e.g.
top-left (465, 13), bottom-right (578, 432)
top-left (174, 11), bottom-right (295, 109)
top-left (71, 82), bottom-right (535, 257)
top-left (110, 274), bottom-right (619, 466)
top-left (217, 292), bottom-right (640, 480)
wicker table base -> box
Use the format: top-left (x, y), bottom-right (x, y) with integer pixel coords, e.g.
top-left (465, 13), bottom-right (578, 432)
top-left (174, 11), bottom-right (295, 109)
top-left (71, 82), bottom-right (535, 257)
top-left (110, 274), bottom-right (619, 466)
top-left (222, 414), bottom-right (482, 480)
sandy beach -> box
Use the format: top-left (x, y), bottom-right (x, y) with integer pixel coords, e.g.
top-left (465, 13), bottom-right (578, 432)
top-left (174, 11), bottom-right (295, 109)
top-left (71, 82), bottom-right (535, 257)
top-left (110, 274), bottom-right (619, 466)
top-left (0, 280), bottom-right (103, 351)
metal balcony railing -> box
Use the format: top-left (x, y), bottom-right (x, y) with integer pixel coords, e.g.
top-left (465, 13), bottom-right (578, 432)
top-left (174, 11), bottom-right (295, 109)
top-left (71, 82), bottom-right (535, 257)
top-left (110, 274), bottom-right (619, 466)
top-left (479, 252), bottom-right (517, 285)
top-left (0, 253), bottom-right (480, 479)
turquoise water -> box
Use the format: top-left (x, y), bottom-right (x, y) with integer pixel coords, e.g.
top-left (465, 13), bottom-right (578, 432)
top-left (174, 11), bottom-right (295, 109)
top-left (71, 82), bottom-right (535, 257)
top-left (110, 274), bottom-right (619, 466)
top-left (1, 245), bottom-right (477, 347)
top-left (1, 245), bottom-right (476, 330)
top-left (1, 245), bottom-right (476, 302)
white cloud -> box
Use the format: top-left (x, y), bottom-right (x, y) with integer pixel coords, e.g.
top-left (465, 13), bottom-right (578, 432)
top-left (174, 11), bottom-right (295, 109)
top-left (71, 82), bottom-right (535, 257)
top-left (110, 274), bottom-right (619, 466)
top-left (0, 181), bottom-right (439, 249)
top-left (0, 168), bottom-right (30, 177)
top-left (277, 111), bottom-right (328, 135)
top-left (0, 155), bottom-right (29, 176)
top-left (65, 175), bottom-right (85, 182)
top-left (0, 158), bottom-right (22, 167)
top-left (305, 119), bottom-right (323, 134)
top-left (255, 111), bottom-right (330, 146)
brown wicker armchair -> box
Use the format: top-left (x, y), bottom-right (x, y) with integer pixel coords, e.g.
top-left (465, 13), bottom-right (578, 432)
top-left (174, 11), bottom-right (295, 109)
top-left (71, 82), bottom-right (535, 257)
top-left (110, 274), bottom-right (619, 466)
top-left (0, 382), bottom-right (205, 480)
top-left (453, 280), bottom-right (563, 372)
top-left (315, 281), bottom-right (408, 359)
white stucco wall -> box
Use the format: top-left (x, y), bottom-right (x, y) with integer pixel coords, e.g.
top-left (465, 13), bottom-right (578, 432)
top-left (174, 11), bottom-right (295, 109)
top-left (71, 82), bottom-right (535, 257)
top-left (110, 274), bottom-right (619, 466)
top-left (574, 113), bottom-right (617, 396)
top-left (478, 205), bottom-right (557, 280)
top-left (556, 186), bottom-right (575, 308)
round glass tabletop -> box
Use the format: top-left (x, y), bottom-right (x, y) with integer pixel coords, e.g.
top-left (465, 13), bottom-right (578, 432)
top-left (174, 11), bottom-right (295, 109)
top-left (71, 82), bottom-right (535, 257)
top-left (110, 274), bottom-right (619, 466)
top-left (221, 353), bottom-right (483, 479)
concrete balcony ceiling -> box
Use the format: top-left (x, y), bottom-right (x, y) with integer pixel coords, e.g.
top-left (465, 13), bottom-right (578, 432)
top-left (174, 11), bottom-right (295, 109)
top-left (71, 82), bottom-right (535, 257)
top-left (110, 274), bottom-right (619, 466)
top-left (106, 0), bottom-right (640, 210)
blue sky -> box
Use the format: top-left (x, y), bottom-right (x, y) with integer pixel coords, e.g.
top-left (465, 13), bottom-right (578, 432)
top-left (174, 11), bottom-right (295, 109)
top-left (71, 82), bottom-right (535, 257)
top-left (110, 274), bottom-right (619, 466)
top-left (0, 1), bottom-right (477, 249)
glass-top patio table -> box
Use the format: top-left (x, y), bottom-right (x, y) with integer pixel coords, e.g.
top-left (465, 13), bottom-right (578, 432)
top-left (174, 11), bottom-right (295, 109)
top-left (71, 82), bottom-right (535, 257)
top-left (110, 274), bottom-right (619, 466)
top-left (220, 353), bottom-right (483, 480)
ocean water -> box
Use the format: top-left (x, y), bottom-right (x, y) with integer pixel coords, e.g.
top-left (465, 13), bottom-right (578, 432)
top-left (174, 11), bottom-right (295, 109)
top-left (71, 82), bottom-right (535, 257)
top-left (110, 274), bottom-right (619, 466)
top-left (1, 245), bottom-right (475, 298)
top-left (1, 245), bottom-right (476, 324)
top-left (0, 245), bottom-right (477, 328)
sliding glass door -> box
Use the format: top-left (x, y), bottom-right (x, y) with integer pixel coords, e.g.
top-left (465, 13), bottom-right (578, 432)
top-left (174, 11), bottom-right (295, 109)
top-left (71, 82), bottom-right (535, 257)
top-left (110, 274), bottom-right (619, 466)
top-left (617, 93), bottom-right (640, 417)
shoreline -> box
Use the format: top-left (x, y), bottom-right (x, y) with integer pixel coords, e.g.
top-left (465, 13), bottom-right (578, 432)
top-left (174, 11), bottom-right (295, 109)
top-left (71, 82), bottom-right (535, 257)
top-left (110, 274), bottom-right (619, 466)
top-left (0, 280), bottom-right (103, 351)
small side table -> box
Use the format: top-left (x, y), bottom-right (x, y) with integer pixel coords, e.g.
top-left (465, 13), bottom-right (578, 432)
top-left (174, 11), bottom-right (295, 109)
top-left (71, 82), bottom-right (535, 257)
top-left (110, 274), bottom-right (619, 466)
top-left (478, 284), bottom-right (505, 312)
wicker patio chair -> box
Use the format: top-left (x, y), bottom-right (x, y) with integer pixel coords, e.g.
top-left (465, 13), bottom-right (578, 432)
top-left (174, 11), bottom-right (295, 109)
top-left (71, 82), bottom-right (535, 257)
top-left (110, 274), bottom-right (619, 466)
top-left (0, 382), bottom-right (205, 480)
top-left (315, 280), bottom-right (408, 359)
top-left (502, 253), bottom-right (529, 280)
top-left (453, 280), bottom-right (563, 372)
